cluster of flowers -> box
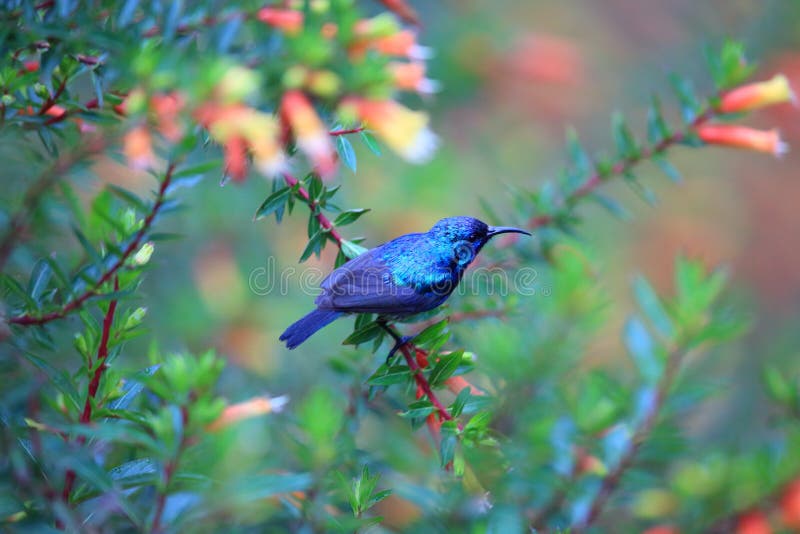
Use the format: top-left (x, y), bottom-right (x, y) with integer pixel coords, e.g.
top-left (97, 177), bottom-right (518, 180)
top-left (123, 7), bottom-right (439, 181)
top-left (699, 74), bottom-right (795, 156)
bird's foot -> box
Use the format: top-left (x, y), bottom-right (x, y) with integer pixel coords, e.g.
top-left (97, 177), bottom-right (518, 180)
top-left (386, 335), bottom-right (413, 365)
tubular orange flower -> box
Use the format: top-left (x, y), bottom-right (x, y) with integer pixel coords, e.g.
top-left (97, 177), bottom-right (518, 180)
top-left (389, 62), bottom-right (440, 94)
top-left (123, 125), bottom-right (156, 170)
top-left (696, 124), bottom-right (788, 157)
top-left (257, 7), bottom-right (304, 35)
top-left (224, 135), bottom-right (248, 182)
top-left (445, 375), bottom-right (484, 396)
top-left (720, 74), bottom-right (796, 113)
top-left (371, 30), bottom-right (432, 60)
top-left (240, 112), bottom-right (288, 177)
top-left (207, 395), bottom-right (289, 431)
top-left (781, 479), bottom-right (800, 528)
top-left (341, 98), bottom-right (438, 163)
top-left (281, 90), bottom-right (337, 179)
top-left (150, 92), bottom-right (186, 142)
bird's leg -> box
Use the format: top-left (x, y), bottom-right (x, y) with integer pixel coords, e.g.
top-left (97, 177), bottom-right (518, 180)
top-left (377, 320), bottom-right (413, 365)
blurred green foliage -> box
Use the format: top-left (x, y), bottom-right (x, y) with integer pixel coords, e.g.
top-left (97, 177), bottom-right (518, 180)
top-left (2, 1), bottom-right (800, 533)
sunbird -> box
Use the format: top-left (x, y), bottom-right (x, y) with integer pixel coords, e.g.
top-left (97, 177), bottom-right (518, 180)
top-left (280, 216), bottom-right (531, 353)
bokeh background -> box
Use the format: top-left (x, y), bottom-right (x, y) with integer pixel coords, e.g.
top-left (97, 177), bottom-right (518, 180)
top-left (78, 0), bottom-right (799, 520)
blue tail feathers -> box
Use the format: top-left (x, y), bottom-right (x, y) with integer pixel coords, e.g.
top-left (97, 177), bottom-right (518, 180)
top-left (279, 309), bottom-right (342, 349)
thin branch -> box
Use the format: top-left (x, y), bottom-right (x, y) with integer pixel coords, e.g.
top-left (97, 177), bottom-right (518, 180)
top-left (329, 126), bottom-right (365, 137)
top-left (8, 163), bottom-right (176, 326)
top-left (62, 277), bottom-right (120, 503)
top-left (150, 405), bottom-right (189, 534)
top-left (281, 172), bottom-right (344, 246)
top-left (37, 76), bottom-right (69, 116)
top-left (527, 108), bottom-right (717, 231)
top-left (400, 341), bottom-right (452, 422)
top-left (570, 346), bottom-right (685, 532)
top-left (0, 135), bottom-right (106, 271)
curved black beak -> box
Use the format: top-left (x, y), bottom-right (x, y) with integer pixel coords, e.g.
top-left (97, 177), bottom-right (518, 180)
top-left (487, 225), bottom-right (532, 238)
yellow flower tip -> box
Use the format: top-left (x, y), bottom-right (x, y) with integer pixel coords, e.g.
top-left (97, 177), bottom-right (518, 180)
top-left (207, 395), bottom-right (289, 432)
top-left (217, 66), bottom-right (261, 104)
top-left (282, 90), bottom-right (337, 178)
top-left (720, 73), bottom-right (796, 113)
top-left (352, 99), bottom-right (439, 163)
top-left (697, 124), bottom-right (789, 158)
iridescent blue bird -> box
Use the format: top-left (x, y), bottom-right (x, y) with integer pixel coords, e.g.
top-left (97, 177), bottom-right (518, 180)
top-left (280, 216), bottom-right (530, 353)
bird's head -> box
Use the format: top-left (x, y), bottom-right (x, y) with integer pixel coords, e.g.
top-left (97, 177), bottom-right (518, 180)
top-left (429, 216), bottom-right (531, 267)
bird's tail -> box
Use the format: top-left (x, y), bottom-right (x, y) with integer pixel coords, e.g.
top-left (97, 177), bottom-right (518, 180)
top-left (279, 309), bottom-right (342, 349)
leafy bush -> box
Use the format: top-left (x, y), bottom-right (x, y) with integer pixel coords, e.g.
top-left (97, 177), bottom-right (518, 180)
top-left (1, 1), bottom-right (798, 532)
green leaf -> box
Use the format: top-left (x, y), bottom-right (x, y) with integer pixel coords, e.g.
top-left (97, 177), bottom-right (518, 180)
top-left (336, 135), bottom-right (357, 173)
top-left (254, 187), bottom-right (291, 221)
top-left (334, 208), bottom-right (370, 227)
top-left (428, 350), bottom-right (464, 387)
top-left (413, 319), bottom-right (449, 347)
top-left (299, 230), bottom-right (325, 262)
top-left (633, 275), bottom-right (675, 339)
top-left (624, 317), bottom-right (662, 384)
top-left (612, 113), bottom-right (638, 158)
top-left (653, 155), bottom-right (682, 183)
top-left (623, 171), bottom-right (658, 206)
top-left (342, 322), bottom-right (383, 346)
top-left (19, 351), bottom-right (81, 411)
top-left (341, 240), bottom-right (369, 259)
top-left (360, 130), bottom-right (381, 156)
top-left (566, 127), bottom-right (592, 176)
top-left (107, 185), bottom-right (148, 212)
top-left (72, 226), bottom-right (102, 264)
top-left (399, 400), bottom-right (436, 420)
top-left (706, 40), bottom-right (756, 90)
top-left (439, 422), bottom-right (458, 467)
top-left (28, 259), bottom-right (53, 303)
top-left (669, 73), bottom-right (700, 123)
top-left (449, 387), bottom-right (472, 418)
top-left (647, 95), bottom-right (671, 145)
top-left (762, 365), bottom-right (795, 404)
top-left (590, 193), bottom-right (631, 221)
top-left (108, 458), bottom-right (157, 487)
top-left (367, 365), bottom-right (411, 386)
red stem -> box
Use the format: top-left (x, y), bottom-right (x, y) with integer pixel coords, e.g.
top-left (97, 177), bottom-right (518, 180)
top-left (528, 108), bottom-right (716, 230)
top-left (329, 127), bottom-right (365, 137)
top-left (9, 163), bottom-right (176, 326)
top-left (37, 76), bottom-right (68, 117)
top-left (281, 172), bottom-right (344, 246)
top-left (62, 277), bottom-right (120, 504)
top-left (400, 345), bottom-right (453, 421)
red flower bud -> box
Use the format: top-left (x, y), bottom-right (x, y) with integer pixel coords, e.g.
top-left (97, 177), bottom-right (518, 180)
top-left (257, 8), bottom-right (303, 35)
top-left (735, 510), bottom-right (772, 534)
top-left (780, 478), bottom-right (800, 528)
top-left (696, 124), bottom-right (788, 157)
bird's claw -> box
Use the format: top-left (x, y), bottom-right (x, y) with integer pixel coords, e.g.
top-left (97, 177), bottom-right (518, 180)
top-left (386, 335), bottom-right (413, 365)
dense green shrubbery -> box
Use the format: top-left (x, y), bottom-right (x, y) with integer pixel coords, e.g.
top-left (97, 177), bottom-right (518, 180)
top-left (1, 1), bottom-right (798, 532)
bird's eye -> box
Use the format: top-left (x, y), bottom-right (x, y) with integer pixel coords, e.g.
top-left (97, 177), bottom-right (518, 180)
top-left (468, 232), bottom-right (478, 241)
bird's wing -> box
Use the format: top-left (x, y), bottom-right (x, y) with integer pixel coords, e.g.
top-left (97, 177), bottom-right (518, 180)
top-left (315, 247), bottom-right (447, 315)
